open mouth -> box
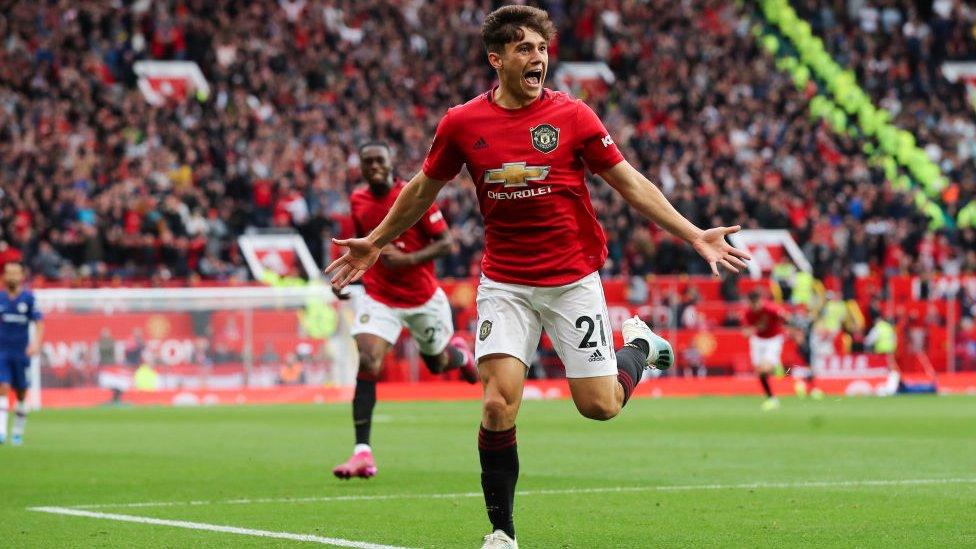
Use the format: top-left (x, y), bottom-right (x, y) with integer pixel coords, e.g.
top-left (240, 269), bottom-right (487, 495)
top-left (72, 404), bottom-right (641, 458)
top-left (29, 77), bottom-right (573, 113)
top-left (523, 68), bottom-right (544, 88)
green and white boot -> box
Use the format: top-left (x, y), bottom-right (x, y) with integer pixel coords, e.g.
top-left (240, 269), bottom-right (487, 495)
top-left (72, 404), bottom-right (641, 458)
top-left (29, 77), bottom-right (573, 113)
top-left (622, 315), bottom-right (674, 370)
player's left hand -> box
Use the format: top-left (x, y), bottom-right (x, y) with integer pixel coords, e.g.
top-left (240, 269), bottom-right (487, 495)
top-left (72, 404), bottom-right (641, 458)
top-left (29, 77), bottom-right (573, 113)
top-left (379, 246), bottom-right (415, 269)
top-left (691, 225), bottom-right (752, 277)
top-left (26, 342), bottom-right (40, 357)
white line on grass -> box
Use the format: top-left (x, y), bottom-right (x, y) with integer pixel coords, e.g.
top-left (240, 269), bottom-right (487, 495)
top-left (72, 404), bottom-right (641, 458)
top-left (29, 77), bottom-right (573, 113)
top-left (28, 507), bottom-right (416, 549)
top-left (56, 477), bottom-right (976, 510)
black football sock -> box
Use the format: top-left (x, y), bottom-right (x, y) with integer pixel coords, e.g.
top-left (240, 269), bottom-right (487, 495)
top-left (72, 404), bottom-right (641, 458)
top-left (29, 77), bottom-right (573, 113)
top-left (353, 376), bottom-right (377, 446)
top-left (421, 345), bottom-right (466, 374)
top-left (758, 373), bottom-right (773, 398)
top-left (616, 339), bottom-right (649, 405)
top-left (446, 344), bottom-right (466, 369)
top-left (479, 425), bottom-right (518, 539)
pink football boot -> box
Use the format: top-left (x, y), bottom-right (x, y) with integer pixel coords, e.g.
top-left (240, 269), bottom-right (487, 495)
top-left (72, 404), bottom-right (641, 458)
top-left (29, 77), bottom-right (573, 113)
top-left (451, 335), bottom-right (479, 384)
top-left (332, 450), bottom-right (377, 480)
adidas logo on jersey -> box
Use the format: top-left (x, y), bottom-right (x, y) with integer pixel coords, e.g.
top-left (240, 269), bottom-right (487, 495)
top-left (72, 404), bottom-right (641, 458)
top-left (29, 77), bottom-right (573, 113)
top-left (588, 349), bottom-right (606, 362)
top-left (473, 137), bottom-right (488, 150)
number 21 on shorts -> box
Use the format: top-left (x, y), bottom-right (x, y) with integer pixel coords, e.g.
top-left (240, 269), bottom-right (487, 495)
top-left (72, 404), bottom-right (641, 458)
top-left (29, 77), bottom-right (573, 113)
top-left (575, 314), bottom-right (607, 349)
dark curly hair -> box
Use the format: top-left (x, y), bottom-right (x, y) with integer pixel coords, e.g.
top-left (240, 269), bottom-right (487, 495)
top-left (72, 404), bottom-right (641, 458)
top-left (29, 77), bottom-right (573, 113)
top-left (481, 5), bottom-right (557, 54)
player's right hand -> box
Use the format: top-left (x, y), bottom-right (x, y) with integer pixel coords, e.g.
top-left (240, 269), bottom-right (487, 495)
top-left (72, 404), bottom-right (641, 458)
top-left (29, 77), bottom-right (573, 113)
top-left (325, 237), bottom-right (382, 289)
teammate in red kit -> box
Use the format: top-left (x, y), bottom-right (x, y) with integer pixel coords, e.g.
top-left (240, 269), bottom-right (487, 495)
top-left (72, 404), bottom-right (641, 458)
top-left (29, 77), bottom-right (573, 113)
top-left (331, 142), bottom-right (479, 480)
top-left (744, 289), bottom-right (788, 410)
top-left (327, 7), bottom-right (750, 546)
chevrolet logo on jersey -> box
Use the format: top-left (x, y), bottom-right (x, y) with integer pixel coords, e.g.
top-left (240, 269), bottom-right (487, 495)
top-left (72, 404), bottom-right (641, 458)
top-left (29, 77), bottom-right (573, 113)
top-left (484, 162), bottom-right (550, 188)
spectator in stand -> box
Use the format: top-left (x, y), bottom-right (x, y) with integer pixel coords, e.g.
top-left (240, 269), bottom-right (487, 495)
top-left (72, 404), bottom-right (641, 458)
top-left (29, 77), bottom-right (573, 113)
top-left (258, 342), bottom-right (281, 367)
top-left (212, 342), bottom-right (240, 364)
top-left (124, 328), bottom-right (145, 366)
top-left (97, 328), bottom-right (116, 366)
top-left (677, 287), bottom-right (703, 329)
top-left (191, 338), bottom-right (215, 369)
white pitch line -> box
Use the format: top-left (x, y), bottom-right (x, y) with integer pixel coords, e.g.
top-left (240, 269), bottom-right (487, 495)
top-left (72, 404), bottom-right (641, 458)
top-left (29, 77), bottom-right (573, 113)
top-left (28, 507), bottom-right (415, 549)
top-left (57, 477), bottom-right (976, 511)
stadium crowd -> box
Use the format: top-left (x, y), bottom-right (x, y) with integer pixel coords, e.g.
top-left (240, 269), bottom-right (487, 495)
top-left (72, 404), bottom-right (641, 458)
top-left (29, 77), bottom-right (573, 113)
top-left (794, 0), bottom-right (976, 223)
top-left (0, 0), bottom-right (974, 286)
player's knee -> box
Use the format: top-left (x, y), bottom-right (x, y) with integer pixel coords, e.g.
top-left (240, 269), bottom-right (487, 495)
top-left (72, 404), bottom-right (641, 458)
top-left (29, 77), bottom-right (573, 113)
top-left (482, 395), bottom-right (516, 424)
top-left (577, 398), bottom-right (620, 421)
top-left (357, 351), bottom-right (383, 377)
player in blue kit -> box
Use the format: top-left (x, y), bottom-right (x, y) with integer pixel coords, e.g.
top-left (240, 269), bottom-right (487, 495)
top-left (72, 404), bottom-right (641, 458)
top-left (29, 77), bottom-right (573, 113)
top-left (0, 261), bottom-right (43, 446)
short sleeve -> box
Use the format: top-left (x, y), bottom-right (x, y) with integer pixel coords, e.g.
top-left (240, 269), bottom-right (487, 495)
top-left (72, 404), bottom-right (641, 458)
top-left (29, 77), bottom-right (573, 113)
top-left (30, 296), bottom-right (42, 321)
top-left (422, 110), bottom-right (465, 182)
top-left (576, 101), bottom-right (624, 173)
top-left (421, 203), bottom-right (449, 237)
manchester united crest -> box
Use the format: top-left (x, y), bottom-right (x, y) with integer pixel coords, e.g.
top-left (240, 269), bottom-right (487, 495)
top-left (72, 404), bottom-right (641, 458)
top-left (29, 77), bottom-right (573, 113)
top-left (479, 320), bottom-right (493, 341)
top-left (530, 124), bottom-right (559, 153)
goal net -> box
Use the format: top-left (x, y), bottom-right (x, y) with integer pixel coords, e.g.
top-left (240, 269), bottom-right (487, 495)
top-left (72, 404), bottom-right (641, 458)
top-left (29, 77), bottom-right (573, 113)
top-left (31, 286), bottom-right (356, 409)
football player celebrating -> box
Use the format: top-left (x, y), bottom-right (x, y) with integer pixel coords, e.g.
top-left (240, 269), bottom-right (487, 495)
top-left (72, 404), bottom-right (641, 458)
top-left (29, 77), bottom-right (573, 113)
top-left (331, 142), bottom-right (479, 480)
top-left (327, 7), bottom-right (750, 546)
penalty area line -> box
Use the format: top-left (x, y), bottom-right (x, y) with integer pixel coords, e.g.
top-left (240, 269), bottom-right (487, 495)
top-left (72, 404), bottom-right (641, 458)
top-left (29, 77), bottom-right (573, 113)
top-left (27, 506), bottom-right (416, 549)
top-left (55, 477), bottom-right (976, 511)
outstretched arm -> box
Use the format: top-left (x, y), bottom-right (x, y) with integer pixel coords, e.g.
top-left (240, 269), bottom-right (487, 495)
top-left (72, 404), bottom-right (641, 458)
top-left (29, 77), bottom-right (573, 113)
top-left (326, 172), bottom-right (448, 287)
top-left (599, 160), bottom-right (751, 276)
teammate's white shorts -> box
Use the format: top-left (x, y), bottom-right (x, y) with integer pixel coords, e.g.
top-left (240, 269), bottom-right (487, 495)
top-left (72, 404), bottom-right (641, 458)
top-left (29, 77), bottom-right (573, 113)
top-left (351, 287), bottom-right (454, 355)
top-left (475, 271), bottom-right (617, 378)
top-left (750, 334), bottom-right (784, 369)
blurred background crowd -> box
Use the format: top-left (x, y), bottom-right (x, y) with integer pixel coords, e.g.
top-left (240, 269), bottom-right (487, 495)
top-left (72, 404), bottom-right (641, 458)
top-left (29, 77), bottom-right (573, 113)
top-left (0, 0), bottom-right (974, 285)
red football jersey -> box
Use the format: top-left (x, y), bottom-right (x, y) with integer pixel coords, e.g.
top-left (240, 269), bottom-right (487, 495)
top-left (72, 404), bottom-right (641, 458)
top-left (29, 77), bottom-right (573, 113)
top-left (745, 302), bottom-right (787, 338)
top-left (351, 179), bottom-right (448, 308)
top-left (423, 88), bottom-right (624, 287)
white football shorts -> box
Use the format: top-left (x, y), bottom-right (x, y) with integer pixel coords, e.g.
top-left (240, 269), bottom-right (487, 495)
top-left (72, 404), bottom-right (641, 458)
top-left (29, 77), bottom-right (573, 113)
top-left (749, 334), bottom-right (784, 369)
top-left (351, 287), bottom-right (454, 355)
top-left (475, 271), bottom-right (617, 378)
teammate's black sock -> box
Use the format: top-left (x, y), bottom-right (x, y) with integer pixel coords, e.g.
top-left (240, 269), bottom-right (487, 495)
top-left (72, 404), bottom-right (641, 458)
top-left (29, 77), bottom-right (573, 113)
top-left (421, 345), bottom-right (466, 374)
top-left (479, 425), bottom-right (518, 539)
top-left (758, 373), bottom-right (773, 398)
top-left (446, 344), bottom-right (466, 369)
top-left (616, 339), bottom-right (649, 405)
top-left (353, 377), bottom-right (377, 445)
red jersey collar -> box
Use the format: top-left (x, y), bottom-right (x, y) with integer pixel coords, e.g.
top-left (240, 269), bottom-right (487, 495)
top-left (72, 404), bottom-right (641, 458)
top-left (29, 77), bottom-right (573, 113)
top-left (485, 86), bottom-right (550, 115)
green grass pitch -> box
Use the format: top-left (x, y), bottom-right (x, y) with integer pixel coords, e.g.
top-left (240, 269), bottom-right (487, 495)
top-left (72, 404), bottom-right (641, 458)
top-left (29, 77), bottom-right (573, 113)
top-left (2, 395), bottom-right (976, 547)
